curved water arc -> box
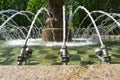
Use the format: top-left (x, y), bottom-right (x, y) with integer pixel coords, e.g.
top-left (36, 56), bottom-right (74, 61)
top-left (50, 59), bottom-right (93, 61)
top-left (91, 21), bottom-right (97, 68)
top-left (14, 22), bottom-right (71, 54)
top-left (0, 14), bottom-right (19, 26)
top-left (71, 6), bottom-right (104, 46)
top-left (24, 8), bottom-right (51, 45)
top-left (0, 10), bottom-right (18, 14)
top-left (0, 11), bottom-right (35, 30)
top-left (92, 11), bottom-right (120, 27)
top-left (0, 11), bottom-right (43, 39)
top-left (74, 10), bottom-right (120, 37)
top-left (75, 14), bottom-right (106, 37)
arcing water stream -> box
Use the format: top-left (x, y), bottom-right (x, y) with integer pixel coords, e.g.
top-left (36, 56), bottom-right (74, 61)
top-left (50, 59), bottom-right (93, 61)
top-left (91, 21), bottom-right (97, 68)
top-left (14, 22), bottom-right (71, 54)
top-left (0, 5), bottom-right (120, 47)
top-left (1, 5), bottom-right (120, 64)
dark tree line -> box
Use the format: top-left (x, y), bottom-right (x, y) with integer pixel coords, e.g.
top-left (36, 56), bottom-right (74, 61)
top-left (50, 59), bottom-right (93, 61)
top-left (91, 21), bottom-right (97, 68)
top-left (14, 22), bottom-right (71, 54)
top-left (0, 0), bottom-right (120, 12)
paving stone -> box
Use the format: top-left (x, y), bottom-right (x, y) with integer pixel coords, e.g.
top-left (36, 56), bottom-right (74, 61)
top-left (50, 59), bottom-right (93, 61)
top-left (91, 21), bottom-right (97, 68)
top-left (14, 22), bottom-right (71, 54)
top-left (0, 64), bottom-right (119, 80)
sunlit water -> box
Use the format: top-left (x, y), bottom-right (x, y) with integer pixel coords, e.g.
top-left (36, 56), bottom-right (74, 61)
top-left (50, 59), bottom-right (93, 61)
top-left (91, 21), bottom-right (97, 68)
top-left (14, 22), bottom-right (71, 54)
top-left (0, 6), bottom-right (120, 47)
top-left (4, 38), bottom-right (98, 47)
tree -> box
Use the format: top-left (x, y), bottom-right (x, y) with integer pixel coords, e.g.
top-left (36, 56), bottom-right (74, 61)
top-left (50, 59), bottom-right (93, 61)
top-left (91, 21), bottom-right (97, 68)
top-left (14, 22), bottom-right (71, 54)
top-left (26, 0), bottom-right (48, 13)
top-left (0, 0), bottom-right (29, 10)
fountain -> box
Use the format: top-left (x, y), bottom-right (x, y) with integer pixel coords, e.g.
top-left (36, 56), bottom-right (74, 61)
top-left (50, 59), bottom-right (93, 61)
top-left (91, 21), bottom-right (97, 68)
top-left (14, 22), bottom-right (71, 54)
top-left (1, 0), bottom-right (120, 65)
top-left (1, 1), bottom-right (120, 80)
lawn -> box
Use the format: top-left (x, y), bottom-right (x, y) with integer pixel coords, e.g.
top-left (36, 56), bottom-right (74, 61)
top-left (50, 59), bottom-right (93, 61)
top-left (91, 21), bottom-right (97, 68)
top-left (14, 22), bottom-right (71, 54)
top-left (0, 40), bottom-right (120, 65)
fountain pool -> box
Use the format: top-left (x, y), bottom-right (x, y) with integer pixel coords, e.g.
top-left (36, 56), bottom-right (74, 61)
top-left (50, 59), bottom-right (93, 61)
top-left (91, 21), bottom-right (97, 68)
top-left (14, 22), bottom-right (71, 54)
top-left (1, 1), bottom-right (120, 65)
top-left (4, 38), bottom-right (99, 47)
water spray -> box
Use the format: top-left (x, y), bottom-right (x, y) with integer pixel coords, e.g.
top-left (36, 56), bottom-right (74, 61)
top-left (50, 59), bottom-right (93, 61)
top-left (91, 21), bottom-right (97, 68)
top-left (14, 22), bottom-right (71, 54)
top-left (73, 6), bottom-right (111, 64)
top-left (60, 5), bottom-right (69, 65)
top-left (17, 8), bottom-right (51, 65)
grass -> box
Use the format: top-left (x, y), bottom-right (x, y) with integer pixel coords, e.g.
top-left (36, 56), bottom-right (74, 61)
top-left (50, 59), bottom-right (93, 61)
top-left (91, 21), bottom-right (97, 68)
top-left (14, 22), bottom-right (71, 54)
top-left (0, 40), bottom-right (120, 65)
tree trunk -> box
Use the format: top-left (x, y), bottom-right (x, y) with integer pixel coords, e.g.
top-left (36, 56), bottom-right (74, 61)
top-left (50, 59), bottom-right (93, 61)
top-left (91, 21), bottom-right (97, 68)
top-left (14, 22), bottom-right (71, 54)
top-left (42, 0), bottom-right (71, 42)
top-left (46, 0), bottom-right (66, 28)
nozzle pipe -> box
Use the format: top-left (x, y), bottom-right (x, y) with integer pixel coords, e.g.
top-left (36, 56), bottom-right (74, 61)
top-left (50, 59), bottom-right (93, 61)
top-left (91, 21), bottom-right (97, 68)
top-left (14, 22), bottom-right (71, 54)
top-left (17, 45), bottom-right (33, 65)
top-left (60, 46), bottom-right (69, 65)
top-left (95, 46), bottom-right (111, 64)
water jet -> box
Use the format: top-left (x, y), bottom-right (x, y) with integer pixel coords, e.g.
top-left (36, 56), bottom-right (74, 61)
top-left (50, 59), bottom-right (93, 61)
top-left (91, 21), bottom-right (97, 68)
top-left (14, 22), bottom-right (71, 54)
top-left (1, 0), bottom-right (120, 65)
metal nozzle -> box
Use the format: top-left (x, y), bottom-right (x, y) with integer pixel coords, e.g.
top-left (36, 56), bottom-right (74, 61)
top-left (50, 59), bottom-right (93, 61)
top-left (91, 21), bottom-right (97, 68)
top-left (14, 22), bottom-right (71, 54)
top-left (17, 45), bottom-right (33, 65)
top-left (60, 46), bottom-right (69, 65)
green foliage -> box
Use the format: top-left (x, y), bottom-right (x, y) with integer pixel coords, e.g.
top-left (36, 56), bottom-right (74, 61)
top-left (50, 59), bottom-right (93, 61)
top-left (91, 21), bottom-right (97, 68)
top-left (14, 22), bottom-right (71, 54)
top-left (26, 0), bottom-right (48, 13)
top-left (0, 0), bottom-right (29, 10)
top-left (73, 0), bottom-right (120, 12)
top-left (67, 0), bottom-right (120, 32)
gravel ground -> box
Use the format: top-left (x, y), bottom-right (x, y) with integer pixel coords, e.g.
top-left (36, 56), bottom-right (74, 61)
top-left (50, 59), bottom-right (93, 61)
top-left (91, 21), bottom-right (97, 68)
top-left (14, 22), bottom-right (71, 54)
top-left (0, 64), bottom-right (120, 80)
